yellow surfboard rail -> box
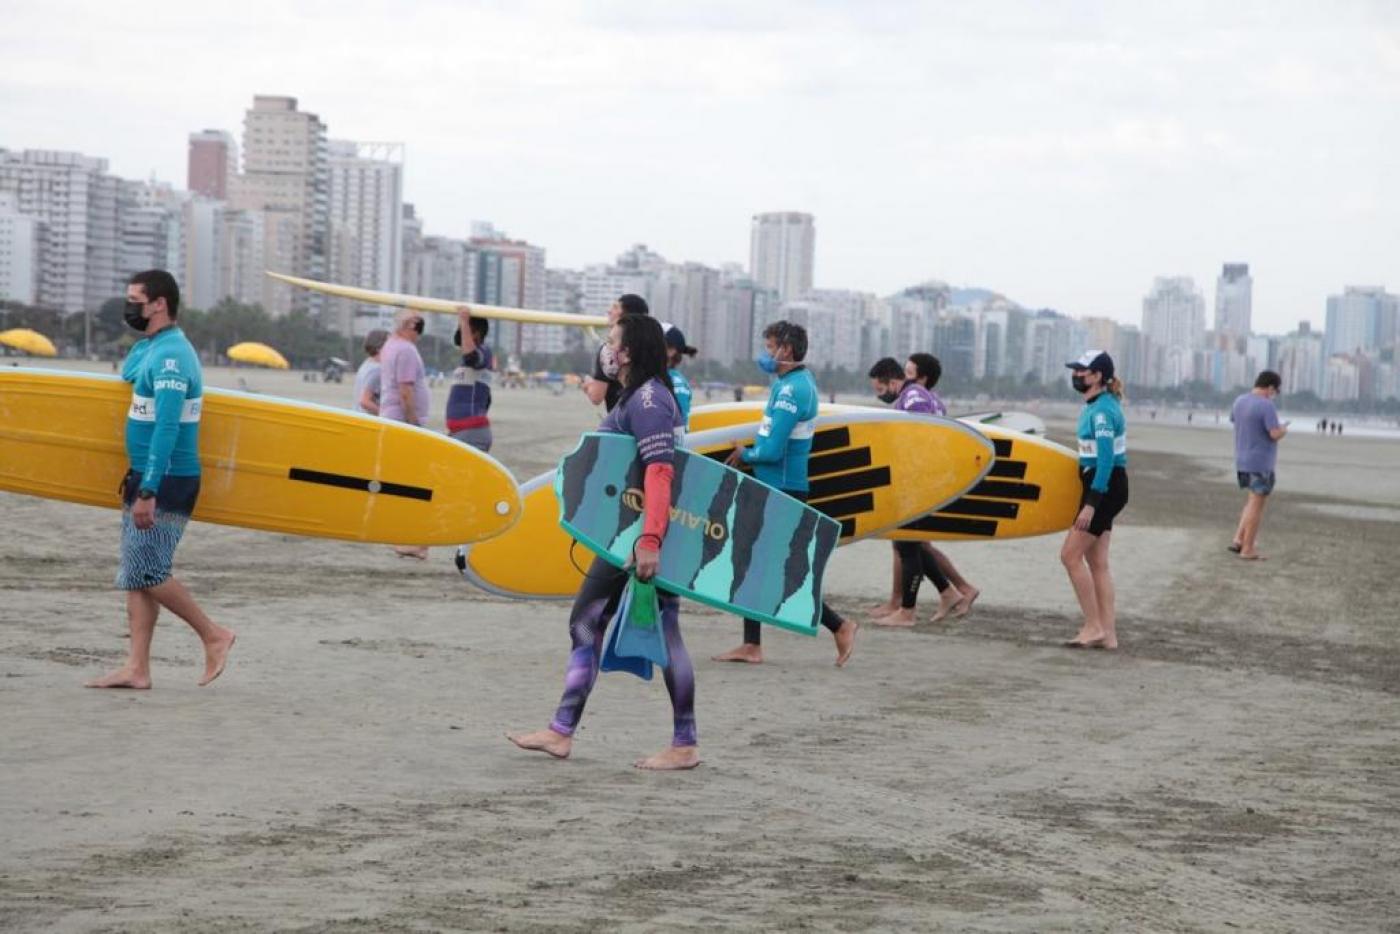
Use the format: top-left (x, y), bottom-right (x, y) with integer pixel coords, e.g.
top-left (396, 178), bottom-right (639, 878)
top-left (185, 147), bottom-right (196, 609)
top-left (267, 272), bottom-right (610, 329)
top-left (0, 368), bottom-right (522, 545)
top-left (459, 410), bottom-right (995, 600)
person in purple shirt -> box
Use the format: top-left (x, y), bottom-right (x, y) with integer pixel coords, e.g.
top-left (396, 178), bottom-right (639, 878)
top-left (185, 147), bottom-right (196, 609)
top-left (866, 356), bottom-right (978, 626)
top-left (1229, 370), bottom-right (1288, 560)
top-left (509, 315), bottom-right (698, 771)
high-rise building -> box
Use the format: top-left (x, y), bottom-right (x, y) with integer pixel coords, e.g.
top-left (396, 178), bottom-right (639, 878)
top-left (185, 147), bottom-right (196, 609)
top-left (718, 276), bottom-right (779, 364)
top-left (749, 211), bottom-right (814, 302)
top-left (0, 192), bottom-right (40, 305)
top-left (218, 209), bottom-right (267, 308)
top-left (0, 149), bottom-right (121, 314)
top-left (1214, 263), bottom-right (1252, 337)
top-left (784, 289), bottom-right (870, 373)
top-left (326, 140), bottom-right (404, 336)
top-left (1141, 276), bottom-right (1206, 385)
top-left (1024, 310), bottom-right (1088, 385)
top-left (182, 198), bottom-right (223, 311)
top-left (932, 313), bottom-right (978, 384)
top-left (1276, 322), bottom-right (1324, 396)
top-left (187, 130), bottom-right (237, 200)
top-left (229, 96), bottom-right (329, 316)
top-left (538, 268), bottom-right (586, 357)
top-left (117, 179), bottom-right (184, 283)
top-left (1324, 286), bottom-right (1398, 358)
top-left (468, 232), bottom-right (546, 357)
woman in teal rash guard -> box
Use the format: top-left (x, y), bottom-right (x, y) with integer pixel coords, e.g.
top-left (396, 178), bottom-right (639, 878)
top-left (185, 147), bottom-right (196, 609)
top-left (1061, 350), bottom-right (1129, 650)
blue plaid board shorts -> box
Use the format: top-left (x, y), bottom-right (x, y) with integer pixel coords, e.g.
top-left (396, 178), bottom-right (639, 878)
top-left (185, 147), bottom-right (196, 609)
top-left (116, 470), bottom-right (201, 591)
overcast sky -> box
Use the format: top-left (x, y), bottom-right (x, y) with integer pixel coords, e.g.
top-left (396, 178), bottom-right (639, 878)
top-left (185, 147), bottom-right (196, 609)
top-left (3, 0), bottom-right (1396, 333)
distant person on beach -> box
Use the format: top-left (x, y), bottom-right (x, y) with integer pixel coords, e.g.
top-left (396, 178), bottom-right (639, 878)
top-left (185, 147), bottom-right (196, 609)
top-left (353, 329), bottom-right (388, 415)
top-left (582, 294), bottom-right (649, 412)
top-left (447, 308), bottom-right (494, 452)
top-left (1062, 350), bottom-right (1128, 650)
top-left (88, 269), bottom-right (236, 690)
top-left (664, 325), bottom-right (696, 429)
top-left (381, 309), bottom-right (432, 560)
top-left (1229, 370), bottom-right (1287, 561)
top-left (508, 315), bottom-right (698, 770)
top-left (865, 356), bottom-right (968, 627)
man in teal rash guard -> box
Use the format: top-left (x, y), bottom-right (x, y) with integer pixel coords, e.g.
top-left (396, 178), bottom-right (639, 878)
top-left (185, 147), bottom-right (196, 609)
top-left (87, 270), bottom-right (236, 690)
top-left (712, 321), bottom-right (859, 667)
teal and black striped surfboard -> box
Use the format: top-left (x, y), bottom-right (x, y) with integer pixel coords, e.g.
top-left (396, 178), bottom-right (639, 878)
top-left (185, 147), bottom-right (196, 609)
top-left (556, 433), bottom-right (841, 636)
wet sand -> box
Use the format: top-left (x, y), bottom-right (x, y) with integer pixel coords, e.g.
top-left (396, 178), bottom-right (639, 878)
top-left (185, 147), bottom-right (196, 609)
top-left (2, 366), bottom-right (1399, 931)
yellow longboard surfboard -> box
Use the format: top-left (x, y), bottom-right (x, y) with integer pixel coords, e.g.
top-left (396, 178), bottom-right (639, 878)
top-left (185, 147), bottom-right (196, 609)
top-left (0, 368), bottom-right (522, 545)
top-left (268, 272), bottom-right (610, 328)
top-left (690, 402), bottom-right (1081, 542)
top-left (457, 410), bottom-right (994, 599)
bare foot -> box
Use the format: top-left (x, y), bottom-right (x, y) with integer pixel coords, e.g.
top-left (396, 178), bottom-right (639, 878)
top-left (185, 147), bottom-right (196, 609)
top-left (929, 588), bottom-right (963, 622)
top-left (394, 546), bottom-right (429, 560)
top-left (634, 745), bottom-right (701, 770)
top-left (867, 601), bottom-right (899, 617)
top-left (952, 587), bottom-right (980, 618)
top-left (873, 608), bottom-right (916, 627)
top-left (1088, 637), bottom-right (1119, 651)
top-left (85, 667), bottom-right (151, 690)
top-left (1238, 551), bottom-right (1266, 561)
top-left (198, 630), bottom-right (236, 686)
top-left (833, 619), bottom-right (859, 667)
top-left (506, 728), bottom-right (572, 759)
top-left (712, 644), bottom-right (763, 664)
top-left (1065, 626), bottom-right (1105, 648)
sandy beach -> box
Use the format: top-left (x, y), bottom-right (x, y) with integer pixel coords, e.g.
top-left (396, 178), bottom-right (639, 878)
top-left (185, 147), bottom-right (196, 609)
top-left (2, 364), bottom-right (1398, 932)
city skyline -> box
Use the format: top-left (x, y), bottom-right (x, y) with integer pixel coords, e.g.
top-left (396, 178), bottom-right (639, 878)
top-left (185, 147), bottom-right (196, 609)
top-left (2, 1), bottom-right (1395, 334)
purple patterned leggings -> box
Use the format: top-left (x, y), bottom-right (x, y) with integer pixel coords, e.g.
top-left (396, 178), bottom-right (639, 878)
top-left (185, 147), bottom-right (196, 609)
top-left (550, 557), bottom-right (697, 747)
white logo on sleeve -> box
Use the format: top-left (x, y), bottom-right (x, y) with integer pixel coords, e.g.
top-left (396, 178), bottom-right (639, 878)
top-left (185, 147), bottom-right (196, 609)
top-left (162, 358), bottom-right (180, 373)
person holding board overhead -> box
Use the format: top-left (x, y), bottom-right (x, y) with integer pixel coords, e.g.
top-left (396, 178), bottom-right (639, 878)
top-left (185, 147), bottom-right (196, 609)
top-left (508, 314), bottom-right (699, 771)
top-left (712, 321), bottom-right (859, 667)
top-left (87, 269), bottom-right (236, 690)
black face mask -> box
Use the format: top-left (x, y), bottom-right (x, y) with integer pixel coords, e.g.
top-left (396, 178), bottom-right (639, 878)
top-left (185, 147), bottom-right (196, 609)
top-left (877, 389), bottom-right (899, 404)
top-left (412, 318), bottom-right (425, 335)
top-left (124, 301), bottom-right (149, 332)
top-left (1071, 374), bottom-right (1091, 394)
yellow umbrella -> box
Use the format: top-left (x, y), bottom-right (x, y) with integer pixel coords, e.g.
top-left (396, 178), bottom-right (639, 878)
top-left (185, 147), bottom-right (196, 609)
top-left (0, 328), bottom-right (57, 357)
top-left (226, 341), bottom-right (290, 369)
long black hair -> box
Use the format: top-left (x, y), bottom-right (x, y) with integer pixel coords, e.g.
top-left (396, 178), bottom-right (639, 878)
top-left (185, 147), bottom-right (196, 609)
top-left (614, 314), bottom-right (675, 406)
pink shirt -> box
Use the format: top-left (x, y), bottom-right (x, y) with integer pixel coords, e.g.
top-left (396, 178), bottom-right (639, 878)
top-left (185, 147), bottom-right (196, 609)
top-left (378, 335), bottom-right (430, 425)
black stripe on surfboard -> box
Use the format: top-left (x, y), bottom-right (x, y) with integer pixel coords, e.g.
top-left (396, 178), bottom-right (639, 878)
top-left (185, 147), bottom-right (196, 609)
top-left (987, 459), bottom-right (1028, 479)
top-left (810, 427), bottom-right (851, 454)
top-left (807, 466), bottom-right (892, 501)
top-left (288, 467), bottom-right (433, 502)
top-left (993, 438), bottom-right (1013, 457)
top-left (908, 515), bottom-right (999, 537)
top-left (933, 497), bottom-right (1021, 519)
top-left (810, 491), bottom-right (875, 519)
top-left (808, 446), bottom-right (872, 477)
top-left (968, 479), bottom-right (1041, 502)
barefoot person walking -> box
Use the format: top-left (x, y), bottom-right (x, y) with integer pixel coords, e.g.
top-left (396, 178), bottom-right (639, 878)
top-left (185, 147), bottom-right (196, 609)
top-left (1229, 370), bottom-right (1288, 560)
top-left (87, 270), bottom-right (235, 689)
top-left (1061, 350), bottom-right (1129, 650)
top-left (711, 321), bottom-right (859, 666)
top-left (865, 356), bottom-right (965, 626)
top-left (508, 315), bottom-right (699, 770)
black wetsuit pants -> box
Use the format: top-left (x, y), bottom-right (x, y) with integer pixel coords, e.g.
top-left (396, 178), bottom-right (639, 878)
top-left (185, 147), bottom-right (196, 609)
top-left (742, 488), bottom-right (845, 645)
top-left (895, 541), bottom-right (950, 609)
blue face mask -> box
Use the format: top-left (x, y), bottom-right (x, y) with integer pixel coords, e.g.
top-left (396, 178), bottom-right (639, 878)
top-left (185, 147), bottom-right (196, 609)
top-left (756, 350), bottom-right (778, 375)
